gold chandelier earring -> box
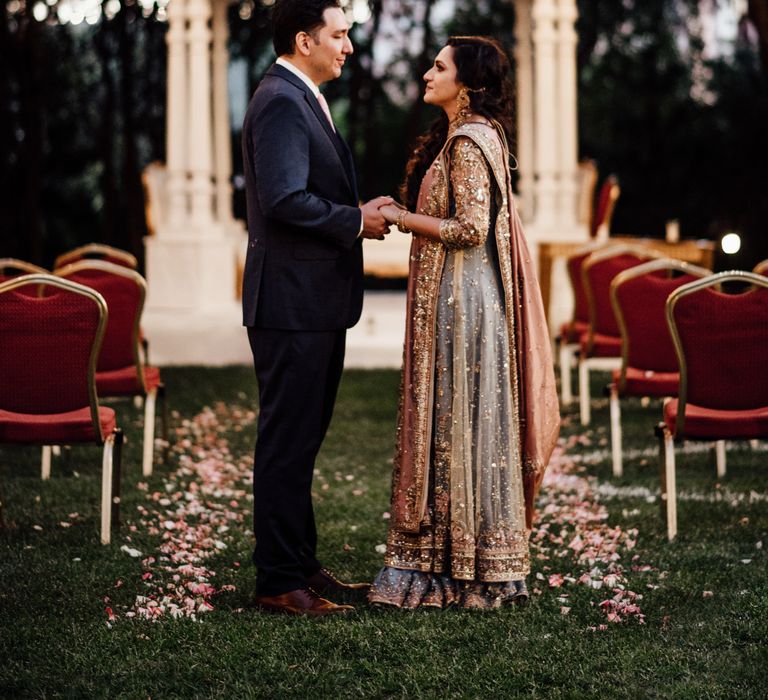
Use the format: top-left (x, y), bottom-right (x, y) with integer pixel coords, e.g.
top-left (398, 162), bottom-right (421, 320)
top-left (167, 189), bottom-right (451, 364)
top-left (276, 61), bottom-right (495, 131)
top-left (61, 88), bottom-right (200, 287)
top-left (455, 87), bottom-right (471, 123)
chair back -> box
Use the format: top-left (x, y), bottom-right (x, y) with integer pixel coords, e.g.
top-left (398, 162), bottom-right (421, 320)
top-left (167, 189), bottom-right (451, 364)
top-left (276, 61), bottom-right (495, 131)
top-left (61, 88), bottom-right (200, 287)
top-left (582, 245), bottom-right (662, 352)
top-left (611, 259), bottom-right (710, 389)
top-left (577, 159), bottom-right (598, 228)
top-left (666, 271), bottom-right (768, 435)
top-left (590, 175), bottom-right (620, 240)
top-left (54, 261), bottom-right (146, 379)
top-left (565, 243), bottom-right (606, 330)
top-left (54, 244), bottom-right (137, 271)
top-left (754, 258), bottom-right (768, 276)
top-left (0, 275), bottom-right (107, 436)
top-left (0, 259), bottom-right (49, 294)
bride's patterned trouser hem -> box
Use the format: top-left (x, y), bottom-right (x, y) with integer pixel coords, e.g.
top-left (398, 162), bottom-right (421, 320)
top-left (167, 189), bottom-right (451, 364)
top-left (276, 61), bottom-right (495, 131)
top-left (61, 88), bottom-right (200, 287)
top-left (368, 566), bottom-right (529, 610)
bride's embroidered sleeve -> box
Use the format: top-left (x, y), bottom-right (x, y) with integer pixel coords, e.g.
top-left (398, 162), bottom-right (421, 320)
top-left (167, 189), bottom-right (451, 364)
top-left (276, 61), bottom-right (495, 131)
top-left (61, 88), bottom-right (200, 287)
top-left (438, 137), bottom-right (492, 249)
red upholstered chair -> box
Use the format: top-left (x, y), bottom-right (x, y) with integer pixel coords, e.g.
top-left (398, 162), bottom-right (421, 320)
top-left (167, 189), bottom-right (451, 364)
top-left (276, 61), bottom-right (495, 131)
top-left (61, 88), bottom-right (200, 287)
top-left (53, 246), bottom-right (150, 363)
top-left (656, 271), bottom-right (768, 540)
top-left (753, 259), bottom-right (768, 276)
top-left (578, 244), bottom-right (663, 425)
top-left (54, 243), bottom-right (137, 270)
top-left (590, 175), bottom-right (620, 240)
top-left (0, 274), bottom-right (123, 544)
top-left (608, 259), bottom-right (711, 476)
top-left (556, 242), bottom-right (606, 406)
top-left (54, 261), bottom-right (167, 477)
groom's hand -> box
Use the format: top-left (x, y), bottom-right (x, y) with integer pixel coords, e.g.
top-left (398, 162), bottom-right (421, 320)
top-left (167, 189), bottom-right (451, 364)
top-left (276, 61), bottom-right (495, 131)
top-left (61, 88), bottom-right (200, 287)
top-left (360, 196), bottom-right (394, 239)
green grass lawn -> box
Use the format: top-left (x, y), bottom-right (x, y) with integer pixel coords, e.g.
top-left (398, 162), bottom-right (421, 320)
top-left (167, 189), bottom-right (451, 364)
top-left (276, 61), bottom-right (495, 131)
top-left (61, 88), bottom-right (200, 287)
top-left (1, 366), bottom-right (766, 698)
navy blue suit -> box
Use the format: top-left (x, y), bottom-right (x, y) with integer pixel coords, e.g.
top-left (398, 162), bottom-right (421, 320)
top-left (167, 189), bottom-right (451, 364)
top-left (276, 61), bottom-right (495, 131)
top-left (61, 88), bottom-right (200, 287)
top-left (242, 64), bottom-right (364, 595)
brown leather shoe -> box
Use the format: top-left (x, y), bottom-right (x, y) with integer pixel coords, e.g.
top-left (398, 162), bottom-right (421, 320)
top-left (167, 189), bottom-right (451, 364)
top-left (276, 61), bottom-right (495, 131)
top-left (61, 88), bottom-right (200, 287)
top-left (254, 587), bottom-right (354, 617)
top-left (306, 567), bottom-right (371, 595)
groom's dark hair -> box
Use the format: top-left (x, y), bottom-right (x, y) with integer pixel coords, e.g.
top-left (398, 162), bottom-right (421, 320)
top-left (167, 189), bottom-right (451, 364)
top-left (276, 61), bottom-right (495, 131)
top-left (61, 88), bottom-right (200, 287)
top-left (272, 0), bottom-right (342, 57)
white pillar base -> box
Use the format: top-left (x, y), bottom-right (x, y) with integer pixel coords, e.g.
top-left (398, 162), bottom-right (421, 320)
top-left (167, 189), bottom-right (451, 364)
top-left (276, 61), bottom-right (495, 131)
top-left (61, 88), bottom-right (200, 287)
top-left (145, 225), bottom-right (246, 312)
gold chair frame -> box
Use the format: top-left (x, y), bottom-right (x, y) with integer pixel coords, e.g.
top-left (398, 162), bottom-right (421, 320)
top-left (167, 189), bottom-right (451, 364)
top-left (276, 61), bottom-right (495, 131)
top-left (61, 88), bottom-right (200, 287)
top-left (657, 270), bottom-right (768, 540)
top-left (0, 274), bottom-right (123, 544)
top-left (53, 260), bottom-right (167, 477)
top-left (593, 176), bottom-right (621, 240)
top-left (606, 259), bottom-right (710, 477)
top-left (557, 241), bottom-right (608, 407)
top-left (578, 244), bottom-right (663, 426)
top-left (54, 243), bottom-right (138, 271)
top-left (0, 258), bottom-right (48, 275)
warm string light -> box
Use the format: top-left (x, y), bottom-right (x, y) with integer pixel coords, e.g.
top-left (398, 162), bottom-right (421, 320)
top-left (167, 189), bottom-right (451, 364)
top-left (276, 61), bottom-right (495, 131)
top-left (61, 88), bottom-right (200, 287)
top-left (721, 232), bottom-right (741, 255)
top-left (24, 0), bottom-right (171, 25)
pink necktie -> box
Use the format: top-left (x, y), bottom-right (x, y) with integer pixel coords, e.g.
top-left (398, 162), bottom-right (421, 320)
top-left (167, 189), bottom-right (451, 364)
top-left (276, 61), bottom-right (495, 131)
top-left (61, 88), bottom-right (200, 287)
top-left (316, 93), bottom-right (336, 133)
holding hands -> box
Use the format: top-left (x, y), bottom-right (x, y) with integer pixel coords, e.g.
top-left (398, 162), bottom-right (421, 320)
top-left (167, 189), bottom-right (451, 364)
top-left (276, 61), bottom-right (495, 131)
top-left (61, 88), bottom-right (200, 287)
top-left (360, 197), bottom-right (417, 240)
top-left (359, 196), bottom-right (395, 239)
top-left (379, 203), bottom-right (408, 229)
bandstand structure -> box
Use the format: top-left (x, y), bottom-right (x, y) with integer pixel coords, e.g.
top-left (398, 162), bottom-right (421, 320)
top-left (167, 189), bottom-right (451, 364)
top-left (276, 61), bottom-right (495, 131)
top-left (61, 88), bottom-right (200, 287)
top-left (143, 0), bottom-right (587, 364)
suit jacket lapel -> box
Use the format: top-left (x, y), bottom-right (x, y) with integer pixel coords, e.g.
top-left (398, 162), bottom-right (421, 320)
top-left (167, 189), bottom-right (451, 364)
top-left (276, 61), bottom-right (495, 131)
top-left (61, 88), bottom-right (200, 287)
top-left (267, 64), bottom-right (356, 200)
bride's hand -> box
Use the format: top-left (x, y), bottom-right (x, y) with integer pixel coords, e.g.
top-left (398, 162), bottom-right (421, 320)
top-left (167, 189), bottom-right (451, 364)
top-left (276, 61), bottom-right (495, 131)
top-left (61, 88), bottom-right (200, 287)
top-left (379, 204), bottom-right (403, 225)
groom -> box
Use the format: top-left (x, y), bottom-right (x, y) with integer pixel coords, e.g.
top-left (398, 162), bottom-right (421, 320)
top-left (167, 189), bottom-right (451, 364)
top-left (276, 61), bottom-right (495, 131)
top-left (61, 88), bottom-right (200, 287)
top-left (242, 0), bottom-right (391, 616)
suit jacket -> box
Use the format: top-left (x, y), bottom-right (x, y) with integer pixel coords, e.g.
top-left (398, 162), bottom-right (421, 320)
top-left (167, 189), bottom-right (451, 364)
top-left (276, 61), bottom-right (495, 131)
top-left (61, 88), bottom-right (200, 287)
top-left (241, 63), bottom-right (364, 330)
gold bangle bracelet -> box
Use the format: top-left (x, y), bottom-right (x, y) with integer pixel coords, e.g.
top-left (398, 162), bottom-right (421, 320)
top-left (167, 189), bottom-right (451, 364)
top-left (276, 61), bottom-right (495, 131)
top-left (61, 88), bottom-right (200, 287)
top-left (396, 209), bottom-right (412, 234)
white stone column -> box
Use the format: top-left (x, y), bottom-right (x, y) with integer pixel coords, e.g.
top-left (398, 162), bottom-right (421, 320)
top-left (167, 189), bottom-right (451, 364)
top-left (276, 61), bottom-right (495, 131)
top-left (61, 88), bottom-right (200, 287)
top-left (513, 0), bottom-right (535, 222)
top-left (211, 0), bottom-right (234, 225)
top-left (556, 0), bottom-right (579, 226)
top-left (186, 0), bottom-right (215, 226)
top-left (165, 0), bottom-right (189, 227)
top-left (531, 0), bottom-right (559, 230)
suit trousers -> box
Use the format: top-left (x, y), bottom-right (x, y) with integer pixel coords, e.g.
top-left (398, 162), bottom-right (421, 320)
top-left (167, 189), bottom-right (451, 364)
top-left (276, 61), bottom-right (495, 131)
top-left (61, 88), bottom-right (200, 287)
top-left (247, 326), bottom-right (346, 595)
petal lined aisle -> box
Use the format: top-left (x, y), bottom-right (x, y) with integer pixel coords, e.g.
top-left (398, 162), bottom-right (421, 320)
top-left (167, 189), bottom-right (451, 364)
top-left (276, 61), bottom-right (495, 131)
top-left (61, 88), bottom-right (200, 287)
top-left (105, 405), bottom-right (663, 627)
top-left (107, 404), bottom-right (255, 622)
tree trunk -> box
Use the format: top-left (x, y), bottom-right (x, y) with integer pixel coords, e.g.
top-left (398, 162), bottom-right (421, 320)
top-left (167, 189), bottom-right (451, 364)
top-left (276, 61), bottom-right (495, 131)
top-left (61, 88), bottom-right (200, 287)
top-left (0, 5), bottom-right (16, 253)
top-left (18, 12), bottom-right (45, 266)
top-left (94, 17), bottom-right (119, 246)
top-left (119, 5), bottom-right (148, 270)
top-left (404, 0), bottom-right (436, 150)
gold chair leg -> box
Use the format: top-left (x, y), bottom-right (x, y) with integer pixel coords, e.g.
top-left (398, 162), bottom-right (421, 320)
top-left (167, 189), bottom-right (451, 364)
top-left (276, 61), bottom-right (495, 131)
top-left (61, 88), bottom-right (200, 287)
top-left (112, 430), bottom-right (124, 528)
top-left (609, 383), bottom-right (622, 477)
top-left (100, 434), bottom-right (114, 545)
top-left (159, 382), bottom-right (169, 464)
top-left (579, 358), bottom-right (591, 426)
top-left (142, 388), bottom-right (158, 477)
top-left (663, 428), bottom-right (678, 541)
top-left (559, 343), bottom-right (573, 405)
top-left (41, 446), bottom-right (52, 480)
top-left (715, 440), bottom-right (727, 478)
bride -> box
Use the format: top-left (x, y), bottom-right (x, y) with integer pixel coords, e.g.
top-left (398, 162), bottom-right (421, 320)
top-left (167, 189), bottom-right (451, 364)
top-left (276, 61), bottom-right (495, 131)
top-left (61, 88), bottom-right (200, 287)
top-left (370, 36), bottom-right (560, 610)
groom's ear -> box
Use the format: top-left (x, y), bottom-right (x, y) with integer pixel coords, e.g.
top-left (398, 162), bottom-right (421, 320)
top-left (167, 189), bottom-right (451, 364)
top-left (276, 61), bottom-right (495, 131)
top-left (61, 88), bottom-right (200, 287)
top-left (294, 31), bottom-right (313, 57)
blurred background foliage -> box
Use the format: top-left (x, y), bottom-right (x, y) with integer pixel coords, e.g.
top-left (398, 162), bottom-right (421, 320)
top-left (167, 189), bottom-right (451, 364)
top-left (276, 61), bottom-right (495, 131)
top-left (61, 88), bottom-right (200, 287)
top-left (1, 0), bottom-right (767, 271)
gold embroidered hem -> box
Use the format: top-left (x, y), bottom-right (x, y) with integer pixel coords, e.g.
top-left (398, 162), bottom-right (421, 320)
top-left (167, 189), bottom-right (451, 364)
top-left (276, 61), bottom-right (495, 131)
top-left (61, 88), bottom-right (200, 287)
top-left (384, 524), bottom-right (531, 582)
top-left (369, 567), bottom-right (529, 610)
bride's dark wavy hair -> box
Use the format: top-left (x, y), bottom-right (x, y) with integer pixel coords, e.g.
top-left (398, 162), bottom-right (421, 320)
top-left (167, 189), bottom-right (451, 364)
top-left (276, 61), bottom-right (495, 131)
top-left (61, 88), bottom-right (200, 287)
top-left (400, 36), bottom-right (515, 211)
